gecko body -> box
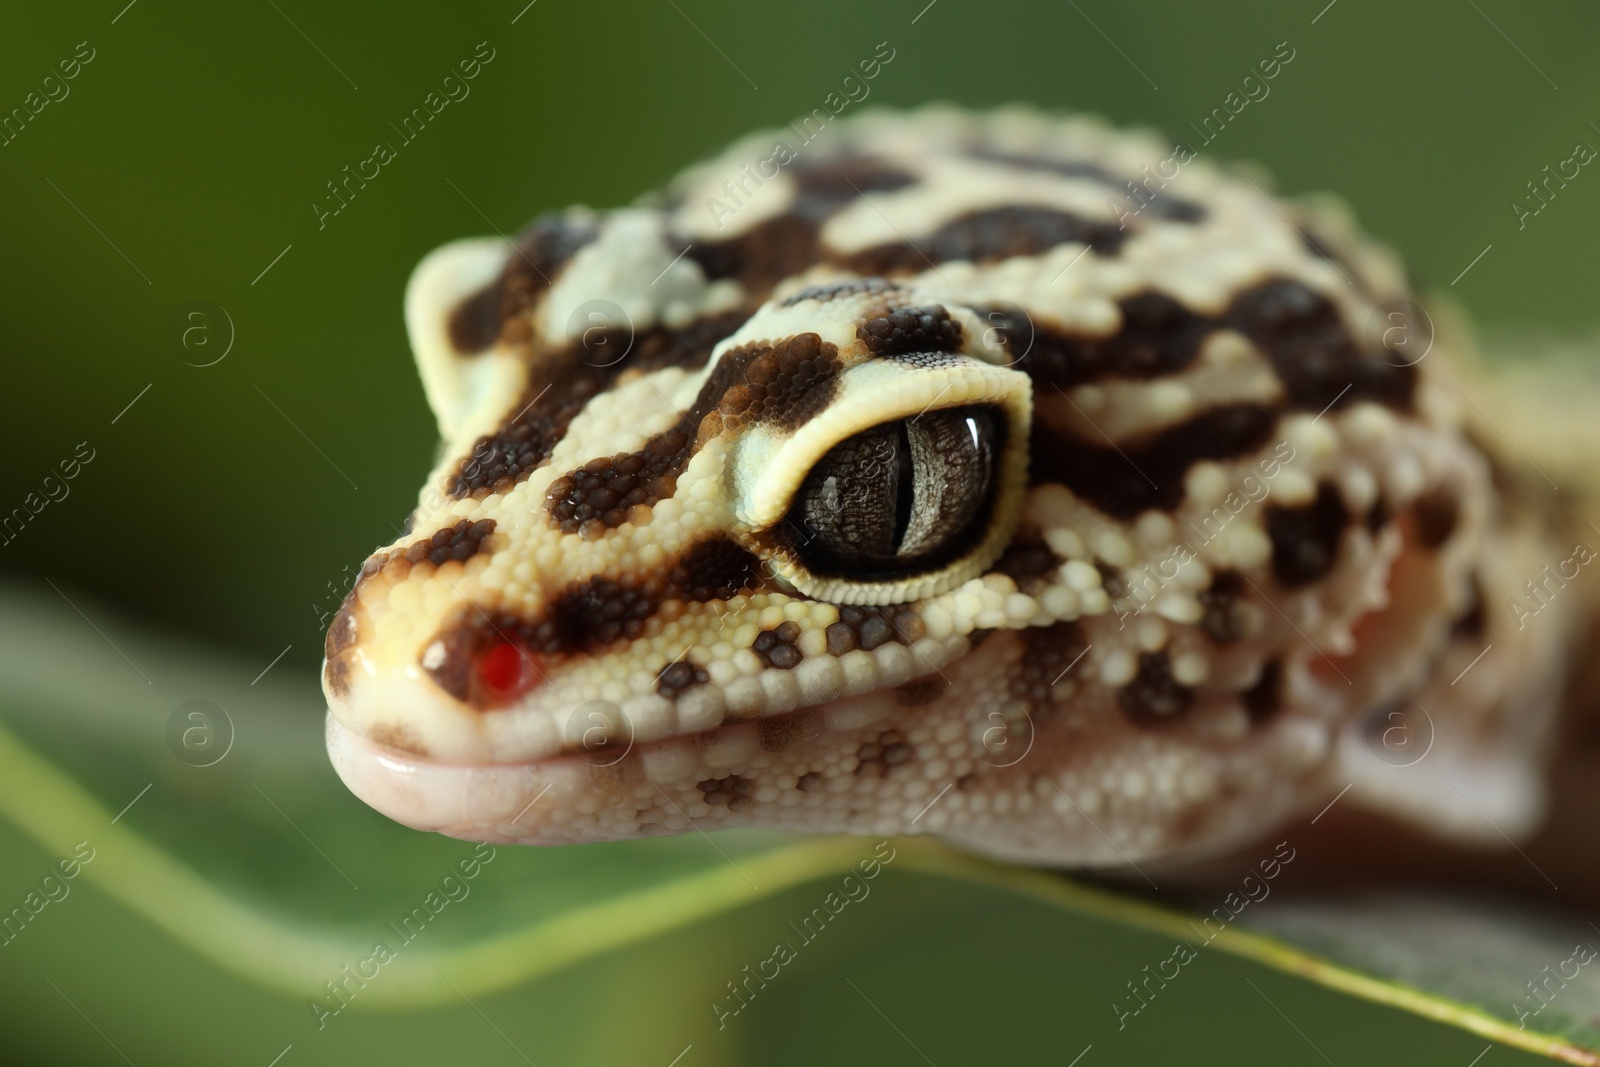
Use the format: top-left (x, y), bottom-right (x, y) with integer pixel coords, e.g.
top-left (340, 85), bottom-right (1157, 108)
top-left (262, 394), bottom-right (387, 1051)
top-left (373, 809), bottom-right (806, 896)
top-left (323, 107), bottom-right (1571, 868)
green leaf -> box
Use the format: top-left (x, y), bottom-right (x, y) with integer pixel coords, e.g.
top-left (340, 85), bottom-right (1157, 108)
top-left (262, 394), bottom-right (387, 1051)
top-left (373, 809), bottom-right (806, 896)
top-left (2, 583), bottom-right (1596, 1063)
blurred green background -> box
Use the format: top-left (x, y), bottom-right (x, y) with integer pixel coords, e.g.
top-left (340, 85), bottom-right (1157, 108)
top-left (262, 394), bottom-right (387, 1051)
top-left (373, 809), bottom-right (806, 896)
top-left (2, 0), bottom-right (1597, 1063)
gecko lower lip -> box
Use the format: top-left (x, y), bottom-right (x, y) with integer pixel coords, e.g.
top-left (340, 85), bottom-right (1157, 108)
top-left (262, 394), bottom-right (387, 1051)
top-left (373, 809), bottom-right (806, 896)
top-left (325, 712), bottom-right (593, 841)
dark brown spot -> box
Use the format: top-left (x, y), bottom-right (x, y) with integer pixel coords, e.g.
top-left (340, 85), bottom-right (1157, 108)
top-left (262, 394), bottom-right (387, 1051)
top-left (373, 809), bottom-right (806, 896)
top-left (688, 157), bottom-right (916, 295)
top-left (547, 446), bottom-right (679, 536)
top-left (707, 333), bottom-right (843, 432)
top-left (1016, 291), bottom-right (1217, 389)
top-left (759, 710), bottom-right (823, 752)
top-left (329, 547), bottom-right (438, 639)
top-left (1011, 622), bottom-right (1090, 711)
top-left (525, 544), bottom-right (755, 655)
top-left (447, 366), bottom-right (619, 497)
top-left (1267, 482), bottom-right (1348, 587)
top-left (697, 774), bottom-right (756, 810)
top-left (1152, 199), bottom-right (1203, 225)
top-left (896, 675), bottom-right (947, 706)
top-left (448, 313), bottom-right (749, 498)
top-left (367, 722), bottom-right (428, 757)
top-left (400, 518), bottom-right (497, 567)
top-left (546, 576), bottom-right (661, 652)
top-left (656, 659), bottom-right (708, 700)
top-left (553, 333), bottom-right (845, 530)
top-left (448, 214), bottom-right (598, 354)
top-left (326, 597), bottom-right (360, 657)
top-left (322, 596), bottom-right (361, 698)
top-left (421, 538), bottom-right (763, 698)
top-left (857, 304), bottom-right (962, 356)
top-left (420, 624), bottom-right (479, 703)
top-left (630, 309), bottom-right (756, 374)
top-left (1150, 197), bottom-right (1207, 223)
top-left (751, 621), bottom-right (803, 670)
top-left (792, 155), bottom-right (919, 205)
top-left (854, 729), bottom-right (910, 777)
top-left (1198, 571), bottom-right (1250, 643)
top-left (796, 771), bottom-right (823, 792)
top-left (846, 205), bottom-right (1127, 274)
top-left (685, 213), bottom-right (822, 297)
top-left (1118, 651), bottom-right (1195, 724)
top-left (829, 604), bottom-right (925, 654)
top-left (1412, 485), bottom-right (1460, 549)
top-left (669, 537), bottom-right (763, 602)
top-left (1031, 403), bottom-right (1278, 520)
top-left (825, 622), bottom-right (856, 656)
top-left (1242, 658), bottom-right (1284, 725)
top-left (323, 657), bottom-right (350, 699)
top-left (992, 523), bottom-right (1062, 593)
top-left (446, 283), bottom-right (503, 355)
top-left (1227, 278), bottom-right (1415, 412)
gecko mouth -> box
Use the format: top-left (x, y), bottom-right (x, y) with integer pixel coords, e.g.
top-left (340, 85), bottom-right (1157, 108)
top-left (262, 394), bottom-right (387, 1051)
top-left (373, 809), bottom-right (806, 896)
top-left (326, 682), bottom-right (900, 843)
top-left (326, 712), bottom-right (620, 841)
top-left (326, 637), bottom-right (966, 844)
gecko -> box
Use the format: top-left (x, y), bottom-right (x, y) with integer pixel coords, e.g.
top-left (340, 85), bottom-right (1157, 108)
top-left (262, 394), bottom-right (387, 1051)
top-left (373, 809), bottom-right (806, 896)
top-left (322, 105), bottom-right (1584, 871)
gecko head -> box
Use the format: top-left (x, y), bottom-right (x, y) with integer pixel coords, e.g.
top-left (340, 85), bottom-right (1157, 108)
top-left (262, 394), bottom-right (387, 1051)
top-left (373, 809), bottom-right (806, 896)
top-left (324, 111), bottom-right (1506, 866)
top-left (322, 229), bottom-right (1066, 849)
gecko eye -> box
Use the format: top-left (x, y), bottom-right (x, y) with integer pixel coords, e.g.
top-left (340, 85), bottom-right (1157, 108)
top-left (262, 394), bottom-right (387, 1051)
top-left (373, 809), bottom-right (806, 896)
top-left (785, 405), bottom-right (1002, 577)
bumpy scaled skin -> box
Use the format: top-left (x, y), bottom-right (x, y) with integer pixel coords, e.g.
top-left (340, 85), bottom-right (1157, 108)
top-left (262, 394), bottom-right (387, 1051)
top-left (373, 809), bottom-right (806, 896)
top-left (324, 107), bottom-right (1570, 868)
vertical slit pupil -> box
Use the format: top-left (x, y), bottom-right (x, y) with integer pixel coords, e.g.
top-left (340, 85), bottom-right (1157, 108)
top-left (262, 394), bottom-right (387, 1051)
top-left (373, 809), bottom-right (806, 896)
top-left (892, 421), bottom-right (915, 553)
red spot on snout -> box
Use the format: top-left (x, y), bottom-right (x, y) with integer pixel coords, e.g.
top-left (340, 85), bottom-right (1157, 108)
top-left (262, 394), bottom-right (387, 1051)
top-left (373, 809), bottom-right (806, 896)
top-left (475, 639), bottom-right (541, 706)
